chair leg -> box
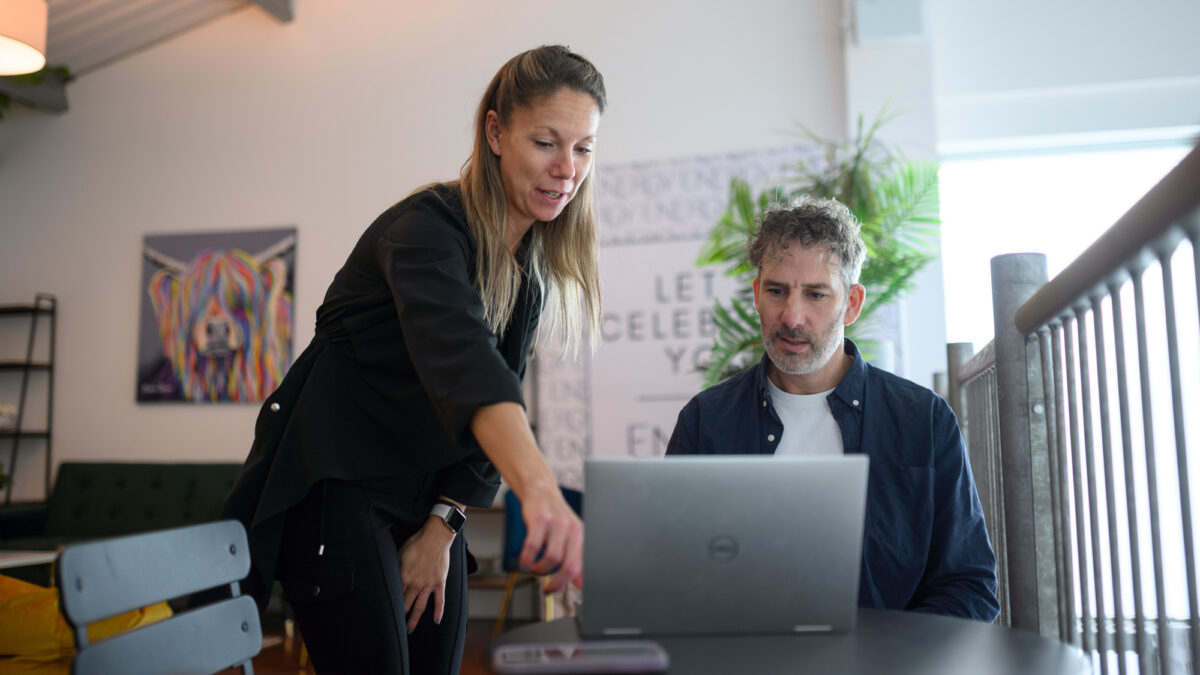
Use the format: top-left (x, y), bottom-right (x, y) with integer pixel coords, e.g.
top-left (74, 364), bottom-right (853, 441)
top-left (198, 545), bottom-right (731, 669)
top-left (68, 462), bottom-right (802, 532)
top-left (286, 618), bottom-right (310, 672)
top-left (492, 573), bottom-right (520, 642)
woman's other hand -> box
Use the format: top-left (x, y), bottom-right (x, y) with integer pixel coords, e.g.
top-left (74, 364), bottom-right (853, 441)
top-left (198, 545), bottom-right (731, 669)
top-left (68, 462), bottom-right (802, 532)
top-left (398, 516), bottom-right (456, 632)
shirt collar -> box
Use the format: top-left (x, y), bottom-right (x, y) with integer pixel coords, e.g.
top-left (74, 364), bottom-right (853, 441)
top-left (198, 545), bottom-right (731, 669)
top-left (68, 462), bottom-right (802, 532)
top-left (755, 337), bottom-right (868, 410)
top-left (831, 338), bottom-right (868, 411)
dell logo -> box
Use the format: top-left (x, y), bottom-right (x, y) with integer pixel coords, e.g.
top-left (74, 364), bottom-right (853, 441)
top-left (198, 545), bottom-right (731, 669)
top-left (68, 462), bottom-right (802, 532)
top-left (708, 535), bottom-right (739, 562)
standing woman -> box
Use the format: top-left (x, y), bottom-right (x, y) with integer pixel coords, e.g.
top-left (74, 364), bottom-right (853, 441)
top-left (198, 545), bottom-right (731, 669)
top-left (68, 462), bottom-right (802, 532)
top-left (219, 45), bottom-right (605, 673)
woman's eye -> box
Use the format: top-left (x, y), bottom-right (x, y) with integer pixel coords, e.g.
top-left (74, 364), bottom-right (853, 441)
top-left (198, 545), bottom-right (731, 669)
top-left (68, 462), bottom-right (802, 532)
top-left (534, 140), bottom-right (553, 149)
top-left (575, 146), bottom-right (594, 155)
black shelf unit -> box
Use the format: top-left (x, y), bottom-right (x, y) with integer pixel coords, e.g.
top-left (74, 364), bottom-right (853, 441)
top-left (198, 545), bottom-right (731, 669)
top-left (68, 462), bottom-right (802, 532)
top-left (1, 293), bottom-right (56, 505)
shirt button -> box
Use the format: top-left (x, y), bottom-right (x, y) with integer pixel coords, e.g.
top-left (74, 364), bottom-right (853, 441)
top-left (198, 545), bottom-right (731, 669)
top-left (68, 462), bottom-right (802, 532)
top-left (767, 434), bottom-right (776, 442)
top-left (762, 400), bottom-right (767, 407)
top-left (311, 585), bottom-right (321, 597)
top-left (270, 402), bottom-right (281, 412)
top-left (852, 400), bottom-right (860, 407)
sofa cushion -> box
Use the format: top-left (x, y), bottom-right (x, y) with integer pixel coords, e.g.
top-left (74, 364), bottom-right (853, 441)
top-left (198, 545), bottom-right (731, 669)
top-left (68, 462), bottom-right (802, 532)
top-left (43, 463), bottom-right (241, 539)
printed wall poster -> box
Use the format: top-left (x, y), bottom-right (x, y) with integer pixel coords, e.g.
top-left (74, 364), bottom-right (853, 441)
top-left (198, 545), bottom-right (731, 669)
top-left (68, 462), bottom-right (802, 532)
top-left (137, 227), bottom-right (296, 403)
top-left (537, 146), bottom-right (818, 489)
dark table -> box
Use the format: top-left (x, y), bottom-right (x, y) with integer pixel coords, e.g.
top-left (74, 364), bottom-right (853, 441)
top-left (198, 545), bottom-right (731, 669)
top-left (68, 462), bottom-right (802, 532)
top-left (492, 608), bottom-right (1091, 674)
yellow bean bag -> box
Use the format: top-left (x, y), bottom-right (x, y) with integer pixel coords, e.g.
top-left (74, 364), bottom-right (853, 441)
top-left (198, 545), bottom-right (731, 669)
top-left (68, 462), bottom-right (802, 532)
top-left (0, 573), bottom-right (172, 673)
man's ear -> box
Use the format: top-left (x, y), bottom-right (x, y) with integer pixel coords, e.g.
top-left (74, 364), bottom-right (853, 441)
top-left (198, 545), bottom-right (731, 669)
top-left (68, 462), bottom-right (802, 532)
top-left (485, 110), bottom-right (502, 156)
top-left (843, 283), bottom-right (865, 326)
top-left (752, 276), bottom-right (762, 314)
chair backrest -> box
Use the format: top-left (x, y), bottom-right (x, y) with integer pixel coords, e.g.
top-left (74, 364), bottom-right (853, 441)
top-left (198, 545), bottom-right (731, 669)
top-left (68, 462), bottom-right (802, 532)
top-left (56, 519), bottom-right (261, 675)
top-left (501, 487), bottom-right (583, 572)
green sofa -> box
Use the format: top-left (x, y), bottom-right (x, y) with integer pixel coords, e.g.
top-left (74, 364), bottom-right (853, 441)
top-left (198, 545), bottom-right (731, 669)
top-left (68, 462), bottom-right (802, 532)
top-left (0, 462), bottom-right (242, 583)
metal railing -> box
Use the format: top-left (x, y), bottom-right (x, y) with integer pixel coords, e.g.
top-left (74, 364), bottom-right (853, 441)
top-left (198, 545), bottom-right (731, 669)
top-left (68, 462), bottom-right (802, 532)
top-left (950, 143), bottom-right (1200, 674)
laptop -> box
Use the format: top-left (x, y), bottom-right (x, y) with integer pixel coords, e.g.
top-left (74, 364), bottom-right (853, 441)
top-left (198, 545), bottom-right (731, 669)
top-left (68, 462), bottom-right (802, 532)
top-left (578, 454), bottom-right (869, 638)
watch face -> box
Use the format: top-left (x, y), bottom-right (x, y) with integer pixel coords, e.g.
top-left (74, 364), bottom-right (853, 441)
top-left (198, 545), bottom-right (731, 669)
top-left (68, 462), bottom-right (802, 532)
top-left (446, 508), bottom-right (466, 532)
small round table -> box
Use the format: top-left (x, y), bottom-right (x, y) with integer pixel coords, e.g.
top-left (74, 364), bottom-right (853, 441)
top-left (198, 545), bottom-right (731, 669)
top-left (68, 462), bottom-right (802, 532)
top-left (491, 608), bottom-right (1091, 674)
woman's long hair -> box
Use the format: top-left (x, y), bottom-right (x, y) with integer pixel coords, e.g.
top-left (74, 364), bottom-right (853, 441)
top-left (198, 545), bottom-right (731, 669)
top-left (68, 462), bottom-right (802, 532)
top-left (458, 45), bottom-right (606, 356)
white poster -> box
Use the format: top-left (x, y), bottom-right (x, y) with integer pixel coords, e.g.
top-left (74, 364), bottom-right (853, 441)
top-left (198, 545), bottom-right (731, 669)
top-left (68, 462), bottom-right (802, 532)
top-left (536, 146), bottom-right (817, 489)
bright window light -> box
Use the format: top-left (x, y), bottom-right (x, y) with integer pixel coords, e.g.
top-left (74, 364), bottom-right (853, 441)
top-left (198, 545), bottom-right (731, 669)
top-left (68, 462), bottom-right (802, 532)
top-left (940, 144), bottom-right (1192, 350)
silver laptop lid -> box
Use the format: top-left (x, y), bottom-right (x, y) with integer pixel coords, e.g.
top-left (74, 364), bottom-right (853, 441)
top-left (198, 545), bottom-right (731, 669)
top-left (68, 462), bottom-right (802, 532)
top-left (580, 455), bottom-right (869, 638)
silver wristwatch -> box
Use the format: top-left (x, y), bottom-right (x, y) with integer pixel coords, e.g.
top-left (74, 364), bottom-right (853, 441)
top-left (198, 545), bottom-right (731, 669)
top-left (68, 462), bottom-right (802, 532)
top-left (430, 501), bottom-right (466, 534)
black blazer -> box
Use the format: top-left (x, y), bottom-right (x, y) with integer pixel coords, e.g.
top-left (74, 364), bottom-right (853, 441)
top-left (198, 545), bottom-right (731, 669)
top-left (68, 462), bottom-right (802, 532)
top-left (221, 184), bottom-right (542, 609)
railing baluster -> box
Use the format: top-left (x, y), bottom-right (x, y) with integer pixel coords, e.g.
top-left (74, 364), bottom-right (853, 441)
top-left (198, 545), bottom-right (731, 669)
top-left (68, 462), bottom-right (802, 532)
top-left (1090, 295), bottom-right (1127, 675)
top-left (964, 366), bottom-right (1007, 624)
top-left (1159, 250), bottom-right (1200, 674)
top-left (1049, 326), bottom-right (1079, 646)
top-left (1108, 281), bottom-right (1149, 674)
top-left (989, 370), bottom-right (1011, 626)
top-left (1064, 317), bottom-right (1095, 655)
top-left (1040, 327), bottom-right (1073, 644)
top-left (978, 368), bottom-right (1010, 625)
top-left (1075, 305), bottom-right (1111, 675)
top-left (1193, 226), bottom-right (1200, 341)
top-left (1131, 269), bottom-right (1171, 675)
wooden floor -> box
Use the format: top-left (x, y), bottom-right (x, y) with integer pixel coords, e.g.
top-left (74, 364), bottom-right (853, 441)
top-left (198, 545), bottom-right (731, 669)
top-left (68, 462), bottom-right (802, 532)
top-left (239, 619), bottom-right (521, 675)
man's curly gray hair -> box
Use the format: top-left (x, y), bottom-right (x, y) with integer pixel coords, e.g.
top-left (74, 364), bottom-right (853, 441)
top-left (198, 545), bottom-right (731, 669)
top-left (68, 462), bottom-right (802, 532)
top-left (748, 196), bottom-right (866, 293)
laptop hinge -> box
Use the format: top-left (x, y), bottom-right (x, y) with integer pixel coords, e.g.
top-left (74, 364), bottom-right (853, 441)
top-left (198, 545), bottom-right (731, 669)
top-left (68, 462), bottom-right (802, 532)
top-left (603, 627), bottom-right (644, 636)
top-left (793, 624), bottom-right (833, 633)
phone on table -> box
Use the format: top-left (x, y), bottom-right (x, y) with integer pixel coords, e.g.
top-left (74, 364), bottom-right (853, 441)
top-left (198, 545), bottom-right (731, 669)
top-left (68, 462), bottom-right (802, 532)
top-left (490, 640), bottom-right (670, 674)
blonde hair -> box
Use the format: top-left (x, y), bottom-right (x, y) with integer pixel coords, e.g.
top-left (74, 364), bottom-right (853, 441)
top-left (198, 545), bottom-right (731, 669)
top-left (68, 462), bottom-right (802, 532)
top-left (458, 45), bottom-right (606, 356)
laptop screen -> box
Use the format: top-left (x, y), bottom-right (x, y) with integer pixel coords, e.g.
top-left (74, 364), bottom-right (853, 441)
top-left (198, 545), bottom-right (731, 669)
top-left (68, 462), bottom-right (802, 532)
top-left (579, 455), bottom-right (869, 637)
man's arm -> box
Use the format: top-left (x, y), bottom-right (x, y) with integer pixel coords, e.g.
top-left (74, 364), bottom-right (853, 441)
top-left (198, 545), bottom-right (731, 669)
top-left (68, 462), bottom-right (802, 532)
top-left (665, 400), bottom-right (699, 456)
top-left (909, 403), bottom-right (1000, 621)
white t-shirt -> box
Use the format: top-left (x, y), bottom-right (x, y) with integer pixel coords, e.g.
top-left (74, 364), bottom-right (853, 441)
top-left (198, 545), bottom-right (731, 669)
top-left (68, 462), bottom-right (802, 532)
top-left (767, 378), bottom-right (843, 456)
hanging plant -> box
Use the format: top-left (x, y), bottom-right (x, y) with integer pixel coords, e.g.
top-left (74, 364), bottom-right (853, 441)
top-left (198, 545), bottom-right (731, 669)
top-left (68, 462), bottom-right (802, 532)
top-left (0, 65), bottom-right (71, 121)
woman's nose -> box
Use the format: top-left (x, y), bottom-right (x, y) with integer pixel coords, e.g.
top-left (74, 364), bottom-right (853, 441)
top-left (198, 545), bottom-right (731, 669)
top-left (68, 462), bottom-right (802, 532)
top-left (550, 149), bottom-right (576, 180)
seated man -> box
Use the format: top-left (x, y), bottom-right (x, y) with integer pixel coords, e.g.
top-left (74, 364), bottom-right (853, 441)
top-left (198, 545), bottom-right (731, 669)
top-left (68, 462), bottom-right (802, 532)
top-left (667, 197), bottom-right (999, 621)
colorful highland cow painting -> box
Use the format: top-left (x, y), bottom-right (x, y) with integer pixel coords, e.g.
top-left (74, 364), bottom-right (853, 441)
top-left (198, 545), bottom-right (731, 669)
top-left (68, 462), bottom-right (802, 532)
top-left (137, 228), bottom-right (296, 403)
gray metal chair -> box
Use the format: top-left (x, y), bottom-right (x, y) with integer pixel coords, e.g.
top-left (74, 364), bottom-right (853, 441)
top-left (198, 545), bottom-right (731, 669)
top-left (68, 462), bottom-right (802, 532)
top-left (55, 519), bottom-right (261, 675)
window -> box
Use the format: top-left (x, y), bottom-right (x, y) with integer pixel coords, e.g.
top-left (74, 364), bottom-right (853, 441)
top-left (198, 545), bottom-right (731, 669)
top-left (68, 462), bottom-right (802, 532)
top-left (939, 144), bottom-right (1192, 350)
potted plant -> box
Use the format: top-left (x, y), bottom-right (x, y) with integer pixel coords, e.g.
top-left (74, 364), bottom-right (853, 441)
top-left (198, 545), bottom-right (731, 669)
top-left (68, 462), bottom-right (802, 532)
top-left (696, 109), bottom-right (941, 387)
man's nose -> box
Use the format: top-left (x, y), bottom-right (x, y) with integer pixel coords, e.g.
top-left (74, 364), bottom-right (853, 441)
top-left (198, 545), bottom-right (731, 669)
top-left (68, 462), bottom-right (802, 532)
top-left (779, 297), bottom-right (806, 329)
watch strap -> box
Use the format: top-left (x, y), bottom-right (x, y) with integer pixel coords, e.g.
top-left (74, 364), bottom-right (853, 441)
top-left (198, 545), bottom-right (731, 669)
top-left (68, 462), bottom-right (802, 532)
top-left (431, 501), bottom-right (466, 533)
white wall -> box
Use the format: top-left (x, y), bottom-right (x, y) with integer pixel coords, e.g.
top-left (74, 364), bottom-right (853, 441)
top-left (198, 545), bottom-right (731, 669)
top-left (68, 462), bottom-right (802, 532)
top-left (843, 0), bottom-right (946, 387)
top-left (930, 0), bottom-right (1200, 150)
top-left (0, 0), bottom-right (846, 497)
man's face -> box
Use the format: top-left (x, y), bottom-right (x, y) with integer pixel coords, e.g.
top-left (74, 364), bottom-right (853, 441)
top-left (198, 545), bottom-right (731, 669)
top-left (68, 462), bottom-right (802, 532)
top-left (753, 243), bottom-right (864, 384)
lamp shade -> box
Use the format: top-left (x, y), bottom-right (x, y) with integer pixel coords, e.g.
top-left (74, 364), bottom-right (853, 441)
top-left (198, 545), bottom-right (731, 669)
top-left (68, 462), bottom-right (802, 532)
top-left (0, 0), bottom-right (47, 76)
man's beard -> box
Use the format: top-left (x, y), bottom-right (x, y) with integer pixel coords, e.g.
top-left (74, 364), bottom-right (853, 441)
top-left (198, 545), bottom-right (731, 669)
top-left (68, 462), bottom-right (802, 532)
top-left (762, 322), bottom-right (844, 376)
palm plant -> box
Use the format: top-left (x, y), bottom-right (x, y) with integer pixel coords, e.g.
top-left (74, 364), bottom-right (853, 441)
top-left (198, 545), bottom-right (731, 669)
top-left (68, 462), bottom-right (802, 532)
top-left (696, 109), bottom-right (941, 387)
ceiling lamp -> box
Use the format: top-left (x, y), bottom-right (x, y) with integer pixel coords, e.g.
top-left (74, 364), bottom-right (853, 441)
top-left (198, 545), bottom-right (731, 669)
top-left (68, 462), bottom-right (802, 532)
top-left (0, 0), bottom-right (47, 76)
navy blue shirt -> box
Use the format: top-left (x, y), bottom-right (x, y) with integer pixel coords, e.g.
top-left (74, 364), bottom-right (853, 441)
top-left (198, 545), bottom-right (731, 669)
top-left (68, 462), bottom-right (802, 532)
top-left (667, 339), bottom-right (1000, 622)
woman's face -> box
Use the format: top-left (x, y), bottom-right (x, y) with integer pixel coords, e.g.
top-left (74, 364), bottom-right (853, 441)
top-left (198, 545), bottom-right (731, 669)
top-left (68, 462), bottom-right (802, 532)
top-left (486, 87), bottom-right (601, 233)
